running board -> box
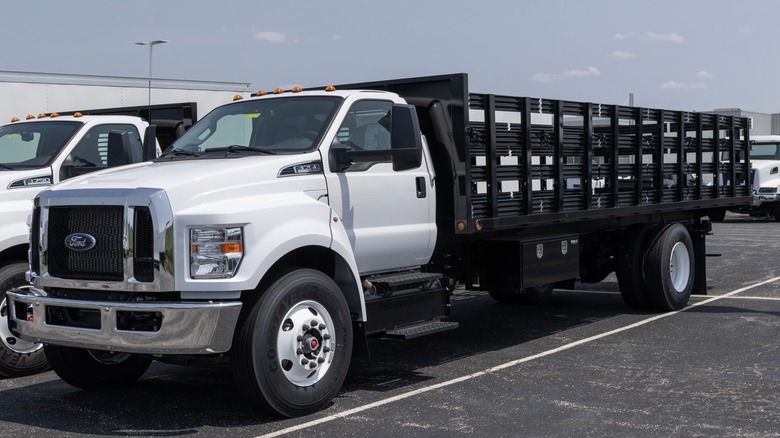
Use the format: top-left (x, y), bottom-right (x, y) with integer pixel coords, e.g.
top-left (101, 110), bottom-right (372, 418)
top-left (385, 320), bottom-right (459, 340)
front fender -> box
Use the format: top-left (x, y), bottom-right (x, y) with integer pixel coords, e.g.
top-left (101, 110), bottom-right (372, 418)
top-left (175, 191), bottom-right (365, 319)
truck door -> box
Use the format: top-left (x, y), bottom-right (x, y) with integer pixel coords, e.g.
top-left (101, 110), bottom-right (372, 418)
top-left (325, 99), bottom-right (436, 274)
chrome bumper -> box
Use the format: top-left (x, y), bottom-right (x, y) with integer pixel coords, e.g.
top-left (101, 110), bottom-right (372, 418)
top-left (751, 193), bottom-right (780, 206)
top-left (6, 290), bottom-right (242, 355)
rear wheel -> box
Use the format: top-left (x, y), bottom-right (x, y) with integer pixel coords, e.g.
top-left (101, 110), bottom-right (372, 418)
top-left (232, 269), bottom-right (352, 417)
top-left (0, 262), bottom-right (50, 378)
top-left (45, 345), bottom-right (152, 390)
top-left (643, 224), bottom-right (695, 311)
top-left (616, 226), bottom-right (656, 310)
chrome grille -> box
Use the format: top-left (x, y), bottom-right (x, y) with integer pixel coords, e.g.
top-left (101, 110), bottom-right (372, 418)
top-left (47, 206), bottom-right (124, 281)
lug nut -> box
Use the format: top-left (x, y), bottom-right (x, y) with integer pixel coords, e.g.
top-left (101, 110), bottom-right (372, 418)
top-left (318, 357), bottom-right (325, 363)
top-left (323, 334), bottom-right (331, 340)
top-left (296, 348), bottom-right (303, 355)
top-left (301, 359), bottom-right (309, 366)
top-left (323, 347), bottom-right (331, 353)
top-left (309, 362), bottom-right (317, 369)
top-left (319, 324), bottom-right (326, 330)
top-left (302, 324), bottom-right (310, 331)
top-left (297, 335), bottom-right (304, 342)
top-left (311, 320), bottom-right (318, 327)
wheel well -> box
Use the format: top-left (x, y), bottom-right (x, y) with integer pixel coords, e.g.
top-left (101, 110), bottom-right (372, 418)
top-left (248, 246), bottom-right (363, 320)
top-left (0, 245), bottom-right (28, 268)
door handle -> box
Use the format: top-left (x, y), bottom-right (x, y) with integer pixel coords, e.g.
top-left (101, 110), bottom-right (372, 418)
top-left (416, 176), bottom-right (427, 198)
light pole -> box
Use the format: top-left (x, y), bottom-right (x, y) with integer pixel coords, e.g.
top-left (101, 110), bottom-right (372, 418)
top-left (134, 39), bottom-right (168, 123)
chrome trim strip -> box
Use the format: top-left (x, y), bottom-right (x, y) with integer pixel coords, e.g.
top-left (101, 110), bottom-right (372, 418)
top-left (7, 290), bottom-right (241, 354)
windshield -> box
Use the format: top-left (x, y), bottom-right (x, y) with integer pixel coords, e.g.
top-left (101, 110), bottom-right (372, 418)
top-left (163, 96), bottom-right (342, 157)
top-left (751, 142), bottom-right (780, 160)
top-left (0, 121), bottom-right (82, 169)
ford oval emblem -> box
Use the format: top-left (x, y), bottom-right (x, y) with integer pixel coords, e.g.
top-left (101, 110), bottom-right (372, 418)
top-left (64, 233), bottom-right (97, 252)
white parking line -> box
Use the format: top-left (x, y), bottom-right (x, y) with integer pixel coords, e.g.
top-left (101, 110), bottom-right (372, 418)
top-left (720, 295), bottom-right (780, 301)
top-left (258, 275), bottom-right (780, 438)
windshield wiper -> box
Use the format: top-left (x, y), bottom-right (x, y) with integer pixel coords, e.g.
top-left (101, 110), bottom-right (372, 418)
top-left (159, 148), bottom-right (202, 159)
top-left (0, 163), bottom-right (16, 170)
top-left (203, 145), bottom-right (277, 155)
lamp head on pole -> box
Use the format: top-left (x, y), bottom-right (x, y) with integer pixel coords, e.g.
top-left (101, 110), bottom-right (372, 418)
top-left (134, 39), bottom-right (169, 47)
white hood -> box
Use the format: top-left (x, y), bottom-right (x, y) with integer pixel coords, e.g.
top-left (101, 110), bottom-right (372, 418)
top-left (45, 154), bottom-right (326, 212)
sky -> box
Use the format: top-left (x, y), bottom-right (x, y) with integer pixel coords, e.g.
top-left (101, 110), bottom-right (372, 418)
top-left (3, 0), bottom-right (780, 113)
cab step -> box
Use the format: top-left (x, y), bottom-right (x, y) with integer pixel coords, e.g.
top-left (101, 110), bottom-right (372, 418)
top-left (363, 272), bottom-right (455, 337)
top-left (385, 320), bottom-right (459, 339)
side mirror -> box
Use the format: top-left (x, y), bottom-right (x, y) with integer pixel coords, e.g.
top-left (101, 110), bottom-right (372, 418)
top-left (107, 131), bottom-right (133, 167)
top-left (143, 124), bottom-right (158, 161)
top-left (389, 103), bottom-right (423, 172)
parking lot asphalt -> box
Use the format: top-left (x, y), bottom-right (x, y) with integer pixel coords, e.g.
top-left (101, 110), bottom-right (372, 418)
top-left (1, 214), bottom-right (778, 438)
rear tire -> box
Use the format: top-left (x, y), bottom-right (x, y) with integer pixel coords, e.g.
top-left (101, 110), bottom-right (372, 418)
top-left (45, 345), bottom-right (152, 390)
top-left (231, 269), bottom-right (352, 417)
top-left (616, 226), bottom-right (656, 310)
top-left (0, 262), bottom-right (50, 378)
top-left (643, 224), bottom-right (695, 311)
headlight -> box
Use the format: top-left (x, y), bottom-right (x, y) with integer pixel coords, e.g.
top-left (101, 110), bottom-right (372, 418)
top-left (190, 227), bottom-right (243, 278)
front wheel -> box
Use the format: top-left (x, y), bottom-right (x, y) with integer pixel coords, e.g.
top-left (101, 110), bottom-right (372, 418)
top-left (0, 262), bottom-right (50, 378)
top-left (45, 345), bottom-right (152, 390)
top-left (232, 269), bottom-right (352, 417)
top-left (643, 224), bottom-right (695, 311)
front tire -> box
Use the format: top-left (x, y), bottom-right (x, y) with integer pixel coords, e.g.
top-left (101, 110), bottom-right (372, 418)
top-left (44, 345), bottom-right (152, 390)
top-left (643, 224), bottom-right (695, 311)
top-left (0, 262), bottom-right (50, 378)
top-left (232, 269), bottom-right (352, 417)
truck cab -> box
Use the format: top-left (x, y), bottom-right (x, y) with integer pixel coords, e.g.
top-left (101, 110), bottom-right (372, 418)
top-left (746, 135), bottom-right (780, 220)
top-left (711, 134), bottom-right (780, 221)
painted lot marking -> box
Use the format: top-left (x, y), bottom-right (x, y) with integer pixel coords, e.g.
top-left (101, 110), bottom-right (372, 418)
top-left (258, 275), bottom-right (780, 438)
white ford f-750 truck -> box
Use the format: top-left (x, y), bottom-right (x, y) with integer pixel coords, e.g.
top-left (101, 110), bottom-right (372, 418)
top-left (0, 102), bottom-right (197, 377)
top-left (6, 74), bottom-right (751, 416)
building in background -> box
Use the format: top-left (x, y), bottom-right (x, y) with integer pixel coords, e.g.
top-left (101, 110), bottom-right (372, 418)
top-left (712, 108), bottom-right (780, 135)
top-left (0, 70), bottom-right (250, 123)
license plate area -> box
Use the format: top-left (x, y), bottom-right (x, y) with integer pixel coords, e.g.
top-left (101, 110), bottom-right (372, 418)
top-left (45, 306), bottom-right (101, 330)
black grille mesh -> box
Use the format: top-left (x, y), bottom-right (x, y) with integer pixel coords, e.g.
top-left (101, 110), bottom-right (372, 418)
top-left (133, 207), bottom-right (154, 282)
top-left (48, 206), bottom-right (124, 281)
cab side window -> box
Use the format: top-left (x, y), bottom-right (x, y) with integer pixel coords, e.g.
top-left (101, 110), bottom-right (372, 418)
top-left (69, 124), bottom-right (143, 168)
top-left (338, 100), bottom-right (392, 152)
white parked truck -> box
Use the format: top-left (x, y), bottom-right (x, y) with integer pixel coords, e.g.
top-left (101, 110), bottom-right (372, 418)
top-left (0, 103), bottom-right (195, 377)
top-left (709, 134), bottom-right (780, 221)
top-left (6, 74), bottom-right (751, 416)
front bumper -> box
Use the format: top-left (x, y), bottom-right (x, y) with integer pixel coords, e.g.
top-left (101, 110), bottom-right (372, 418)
top-left (6, 289), bottom-right (242, 355)
top-left (751, 193), bottom-right (779, 206)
